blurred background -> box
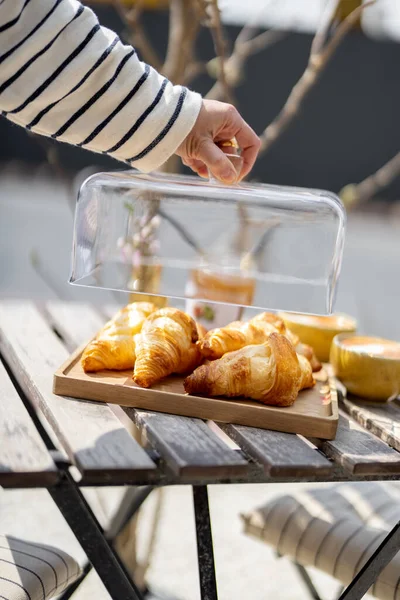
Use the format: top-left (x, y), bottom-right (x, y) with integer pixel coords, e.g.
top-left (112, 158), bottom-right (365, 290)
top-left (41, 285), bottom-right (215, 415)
top-left (1, 0), bottom-right (399, 338)
top-left (1, 2), bottom-right (400, 599)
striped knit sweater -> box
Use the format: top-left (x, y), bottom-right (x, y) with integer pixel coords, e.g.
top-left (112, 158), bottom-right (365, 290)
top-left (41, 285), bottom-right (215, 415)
top-left (0, 0), bottom-right (202, 171)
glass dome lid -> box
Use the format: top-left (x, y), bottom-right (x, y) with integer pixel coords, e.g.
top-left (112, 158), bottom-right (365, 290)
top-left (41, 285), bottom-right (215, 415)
top-left (70, 169), bottom-right (346, 315)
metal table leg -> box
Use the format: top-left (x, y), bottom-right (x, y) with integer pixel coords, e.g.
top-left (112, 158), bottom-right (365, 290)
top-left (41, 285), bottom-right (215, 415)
top-left (293, 563), bottom-right (323, 600)
top-left (58, 485), bottom-right (155, 599)
top-left (106, 485), bottom-right (155, 540)
top-left (338, 520), bottom-right (400, 600)
top-left (48, 470), bottom-right (145, 600)
top-left (192, 486), bottom-right (218, 600)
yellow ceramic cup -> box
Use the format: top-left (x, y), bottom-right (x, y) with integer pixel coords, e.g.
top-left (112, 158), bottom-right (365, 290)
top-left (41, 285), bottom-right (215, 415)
top-left (278, 313), bottom-right (357, 362)
top-left (330, 334), bottom-right (400, 401)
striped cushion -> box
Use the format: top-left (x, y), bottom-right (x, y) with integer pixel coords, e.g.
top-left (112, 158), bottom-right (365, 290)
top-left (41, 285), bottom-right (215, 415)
top-left (0, 534), bottom-right (81, 600)
top-left (242, 482), bottom-right (400, 600)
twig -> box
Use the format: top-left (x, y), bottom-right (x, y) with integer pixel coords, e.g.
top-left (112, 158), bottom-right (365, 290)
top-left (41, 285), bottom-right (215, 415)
top-left (158, 207), bottom-right (204, 254)
top-left (240, 219), bottom-right (281, 271)
top-left (209, 0), bottom-right (232, 103)
top-left (310, 0), bottom-right (340, 56)
top-left (245, 29), bottom-right (287, 55)
top-left (160, 0), bottom-right (201, 169)
top-left (340, 151), bottom-right (400, 208)
top-left (124, 193), bottom-right (203, 254)
top-left (184, 61), bottom-right (207, 86)
top-left (206, 28), bottom-right (287, 101)
top-left (259, 0), bottom-right (375, 155)
top-left (162, 0), bottom-right (200, 84)
top-left (114, 0), bottom-right (162, 70)
top-left (202, 0), bottom-right (234, 104)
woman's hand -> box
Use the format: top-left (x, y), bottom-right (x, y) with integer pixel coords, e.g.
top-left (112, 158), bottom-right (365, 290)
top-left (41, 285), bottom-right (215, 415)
top-left (176, 99), bottom-right (261, 184)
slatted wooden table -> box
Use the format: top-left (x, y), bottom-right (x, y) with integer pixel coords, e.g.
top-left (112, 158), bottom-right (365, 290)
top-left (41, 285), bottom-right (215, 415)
top-left (1, 301), bottom-right (400, 600)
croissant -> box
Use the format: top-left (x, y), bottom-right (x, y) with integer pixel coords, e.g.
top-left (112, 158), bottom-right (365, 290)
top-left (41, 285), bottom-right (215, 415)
top-left (250, 312), bottom-right (288, 336)
top-left (196, 322), bottom-right (208, 340)
top-left (198, 311), bottom-right (322, 372)
top-left (133, 307), bottom-right (202, 388)
top-left (198, 312), bottom-right (280, 360)
top-left (297, 354), bottom-right (315, 390)
top-left (184, 332), bottom-right (314, 407)
top-left (81, 302), bottom-right (157, 372)
top-left (296, 342), bottom-right (322, 372)
top-left (250, 313), bottom-right (322, 370)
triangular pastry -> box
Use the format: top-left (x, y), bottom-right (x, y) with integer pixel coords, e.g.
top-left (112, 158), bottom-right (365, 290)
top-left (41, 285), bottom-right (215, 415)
top-left (81, 302), bottom-right (157, 372)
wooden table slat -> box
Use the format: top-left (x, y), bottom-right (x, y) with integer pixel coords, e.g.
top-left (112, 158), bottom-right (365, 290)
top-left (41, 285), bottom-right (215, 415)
top-left (315, 413), bottom-right (400, 475)
top-left (341, 395), bottom-right (400, 453)
top-left (220, 424), bottom-right (332, 477)
top-left (126, 410), bottom-right (249, 477)
top-left (0, 360), bottom-right (57, 486)
top-left (46, 301), bottom-right (105, 349)
top-left (0, 302), bottom-right (156, 483)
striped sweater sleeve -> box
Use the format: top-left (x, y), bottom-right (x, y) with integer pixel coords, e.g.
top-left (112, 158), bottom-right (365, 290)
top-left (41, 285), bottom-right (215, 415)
top-left (0, 0), bottom-right (202, 171)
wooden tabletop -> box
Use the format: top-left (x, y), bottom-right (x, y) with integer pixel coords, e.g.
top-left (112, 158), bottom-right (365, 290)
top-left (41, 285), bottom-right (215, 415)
top-left (1, 300), bottom-right (400, 488)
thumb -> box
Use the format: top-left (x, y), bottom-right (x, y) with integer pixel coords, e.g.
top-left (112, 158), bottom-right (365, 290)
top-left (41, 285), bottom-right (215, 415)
top-left (196, 139), bottom-right (237, 184)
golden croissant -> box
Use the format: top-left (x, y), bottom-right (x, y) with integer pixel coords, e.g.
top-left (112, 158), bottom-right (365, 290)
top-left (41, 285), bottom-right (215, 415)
top-left (198, 311), bottom-right (321, 372)
top-left (198, 312), bottom-right (280, 360)
top-left (251, 313), bottom-right (321, 371)
top-left (296, 342), bottom-right (322, 372)
top-left (81, 302), bottom-right (157, 373)
top-left (297, 353), bottom-right (315, 390)
top-left (184, 332), bottom-right (314, 407)
top-left (196, 322), bottom-right (208, 340)
top-left (133, 307), bottom-right (202, 388)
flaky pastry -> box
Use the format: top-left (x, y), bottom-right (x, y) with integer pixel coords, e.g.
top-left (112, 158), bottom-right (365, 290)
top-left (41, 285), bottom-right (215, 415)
top-left (81, 302), bottom-right (157, 372)
top-left (198, 312), bottom-right (321, 372)
top-left (133, 307), bottom-right (202, 388)
top-left (198, 312), bottom-right (279, 360)
top-left (185, 332), bottom-right (314, 407)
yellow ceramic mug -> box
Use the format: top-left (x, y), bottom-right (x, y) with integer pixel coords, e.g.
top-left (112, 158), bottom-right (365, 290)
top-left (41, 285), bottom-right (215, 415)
top-left (330, 334), bottom-right (400, 401)
top-left (278, 313), bottom-right (357, 362)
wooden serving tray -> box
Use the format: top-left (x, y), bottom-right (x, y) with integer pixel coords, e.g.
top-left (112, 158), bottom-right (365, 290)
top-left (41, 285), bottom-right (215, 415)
top-left (53, 344), bottom-right (339, 439)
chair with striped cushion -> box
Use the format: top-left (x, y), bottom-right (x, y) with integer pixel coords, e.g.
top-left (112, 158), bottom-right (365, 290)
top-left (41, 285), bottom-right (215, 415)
top-left (0, 534), bottom-right (81, 600)
top-left (241, 482), bottom-right (400, 600)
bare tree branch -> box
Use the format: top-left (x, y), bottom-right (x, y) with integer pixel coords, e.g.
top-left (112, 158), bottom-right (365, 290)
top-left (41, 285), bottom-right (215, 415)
top-left (114, 0), bottom-right (162, 70)
top-left (194, 0), bottom-right (234, 103)
top-left (259, 0), bottom-right (375, 155)
top-left (206, 28), bottom-right (287, 101)
top-left (207, 0), bottom-right (234, 103)
top-left (245, 28), bottom-right (287, 55)
top-left (162, 0), bottom-right (200, 84)
top-left (341, 151), bottom-right (400, 208)
top-left (184, 61), bottom-right (207, 86)
top-left (310, 0), bottom-right (340, 56)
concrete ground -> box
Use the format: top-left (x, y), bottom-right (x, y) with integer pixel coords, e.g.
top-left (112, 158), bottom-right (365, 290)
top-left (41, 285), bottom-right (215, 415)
top-left (1, 164), bottom-right (399, 599)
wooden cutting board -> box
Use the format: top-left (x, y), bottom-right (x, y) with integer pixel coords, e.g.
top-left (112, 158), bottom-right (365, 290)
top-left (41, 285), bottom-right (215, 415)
top-left (53, 344), bottom-right (338, 439)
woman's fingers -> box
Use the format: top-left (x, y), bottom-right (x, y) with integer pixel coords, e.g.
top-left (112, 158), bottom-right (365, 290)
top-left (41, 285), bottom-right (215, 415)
top-left (182, 157), bottom-right (209, 178)
top-left (176, 99), bottom-right (261, 183)
top-left (234, 123), bottom-right (261, 179)
top-left (195, 140), bottom-right (237, 183)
